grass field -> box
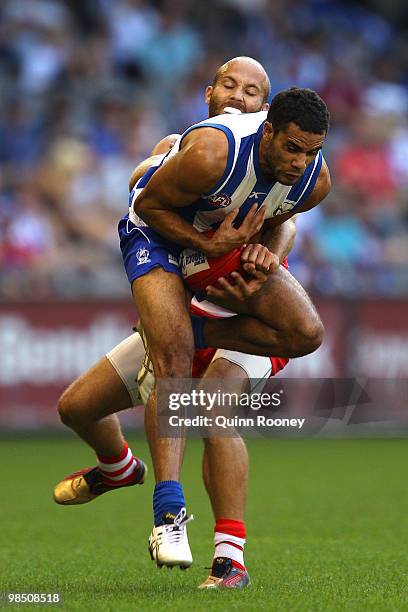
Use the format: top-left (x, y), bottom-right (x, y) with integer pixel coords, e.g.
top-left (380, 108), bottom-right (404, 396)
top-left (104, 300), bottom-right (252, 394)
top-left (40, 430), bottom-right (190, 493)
top-left (1, 435), bottom-right (407, 611)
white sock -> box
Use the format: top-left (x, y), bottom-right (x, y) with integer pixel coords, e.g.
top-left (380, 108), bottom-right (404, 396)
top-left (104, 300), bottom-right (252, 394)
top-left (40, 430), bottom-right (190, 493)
top-left (214, 531), bottom-right (245, 568)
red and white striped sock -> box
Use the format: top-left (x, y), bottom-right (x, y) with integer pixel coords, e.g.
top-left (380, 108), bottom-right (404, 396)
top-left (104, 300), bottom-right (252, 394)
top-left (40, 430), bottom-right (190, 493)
top-left (214, 518), bottom-right (246, 571)
top-left (97, 442), bottom-right (138, 487)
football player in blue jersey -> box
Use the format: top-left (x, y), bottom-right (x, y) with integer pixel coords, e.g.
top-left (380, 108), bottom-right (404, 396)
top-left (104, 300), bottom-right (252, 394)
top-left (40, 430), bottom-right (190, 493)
top-left (127, 84), bottom-right (330, 577)
top-left (53, 58), bottom-right (321, 588)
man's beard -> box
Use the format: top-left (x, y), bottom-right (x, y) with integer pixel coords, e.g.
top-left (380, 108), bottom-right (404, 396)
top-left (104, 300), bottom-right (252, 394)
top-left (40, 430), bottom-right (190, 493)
top-left (208, 97), bottom-right (222, 117)
top-left (208, 96), bottom-right (245, 117)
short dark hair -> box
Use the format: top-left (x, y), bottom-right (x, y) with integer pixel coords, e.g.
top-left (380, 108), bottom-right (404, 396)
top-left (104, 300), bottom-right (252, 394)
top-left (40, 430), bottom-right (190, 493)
top-left (267, 87), bottom-right (330, 134)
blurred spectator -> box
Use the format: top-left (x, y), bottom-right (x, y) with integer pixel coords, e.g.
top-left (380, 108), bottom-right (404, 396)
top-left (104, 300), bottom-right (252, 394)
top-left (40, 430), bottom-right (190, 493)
top-left (335, 113), bottom-right (398, 206)
top-left (106, 0), bottom-right (159, 70)
top-left (0, 100), bottom-right (44, 170)
top-left (139, 1), bottom-right (203, 92)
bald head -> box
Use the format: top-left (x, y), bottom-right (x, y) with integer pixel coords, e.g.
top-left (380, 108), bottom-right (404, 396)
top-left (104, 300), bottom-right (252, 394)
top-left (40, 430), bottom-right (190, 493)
top-left (213, 56), bottom-right (270, 103)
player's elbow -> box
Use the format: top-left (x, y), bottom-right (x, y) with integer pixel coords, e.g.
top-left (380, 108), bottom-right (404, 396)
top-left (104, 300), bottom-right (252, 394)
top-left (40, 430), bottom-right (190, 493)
top-left (133, 193), bottom-right (149, 218)
top-left (128, 171), bottom-right (138, 192)
top-left (151, 134), bottom-right (178, 155)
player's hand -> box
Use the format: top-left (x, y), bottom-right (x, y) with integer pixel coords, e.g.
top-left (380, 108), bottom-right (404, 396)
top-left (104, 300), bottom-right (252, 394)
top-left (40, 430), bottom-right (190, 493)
top-left (240, 244), bottom-right (280, 275)
top-left (205, 269), bottom-right (269, 302)
top-left (200, 205), bottom-right (266, 257)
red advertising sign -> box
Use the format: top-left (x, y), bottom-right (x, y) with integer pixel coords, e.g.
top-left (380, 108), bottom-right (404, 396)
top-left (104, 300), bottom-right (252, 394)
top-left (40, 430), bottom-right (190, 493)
top-left (0, 302), bottom-right (136, 429)
top-left (0, 299), bottom-right (407, 429)
top-left (351, 300), bottom-right (408, 377)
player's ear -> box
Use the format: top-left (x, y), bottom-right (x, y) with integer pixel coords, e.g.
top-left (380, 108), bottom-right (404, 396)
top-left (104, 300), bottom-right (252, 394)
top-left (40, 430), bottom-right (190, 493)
top-left (263, 121), bottom-right (273, 137)
top-left (262, 102), bottom-right (270, 111)
top-left (204, 86), bottom-right (213, 105)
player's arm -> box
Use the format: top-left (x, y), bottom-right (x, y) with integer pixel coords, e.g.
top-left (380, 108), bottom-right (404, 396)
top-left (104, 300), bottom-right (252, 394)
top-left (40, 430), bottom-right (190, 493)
top-left (241, 217), bottom-right (297, 276)
top-left (129, 155), bottom-right (165, 192)
top-left (262, 216), bottom-right (297, 261)
top-left (128, 134), bottom-right (179, 192)
top-left (133, 128), bottom-right (265, 256)
top-left (206, 160), bottom-right (329, 300)
top-left (206, 218), bottom-right (297, 301)
top-left (150, 134), bottom-right (179, 155)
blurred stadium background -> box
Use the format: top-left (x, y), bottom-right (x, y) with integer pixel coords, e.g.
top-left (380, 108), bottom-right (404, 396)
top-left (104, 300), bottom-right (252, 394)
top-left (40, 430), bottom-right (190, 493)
top-left (0, 0), bottom-right (407, 429)
top-left (1, 2), bottom-right (407, 609)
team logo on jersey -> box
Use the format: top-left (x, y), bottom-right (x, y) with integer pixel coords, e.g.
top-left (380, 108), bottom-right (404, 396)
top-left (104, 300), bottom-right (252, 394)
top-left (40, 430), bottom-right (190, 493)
top-left (179, 249), bottom-right (209, 277)
top-left (273, 201), bottom-right (295, 216)
top-left (249, 191), bottom-right (268, 200)
top-left (168, 253), bottom-right (178, 266)
top-left (206, 193), bottom-right (231, 208)
top-left (136, 247), bottom-right (151, 265)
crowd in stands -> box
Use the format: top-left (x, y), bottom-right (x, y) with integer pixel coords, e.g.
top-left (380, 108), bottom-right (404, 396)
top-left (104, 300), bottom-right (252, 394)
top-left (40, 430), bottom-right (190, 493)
top-left (1, 0), bottom-right (408, 299)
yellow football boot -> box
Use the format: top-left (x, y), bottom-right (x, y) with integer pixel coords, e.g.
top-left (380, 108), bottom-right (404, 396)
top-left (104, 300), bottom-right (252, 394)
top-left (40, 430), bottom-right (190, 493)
top-left (53, 461), bottom-right (147, 505)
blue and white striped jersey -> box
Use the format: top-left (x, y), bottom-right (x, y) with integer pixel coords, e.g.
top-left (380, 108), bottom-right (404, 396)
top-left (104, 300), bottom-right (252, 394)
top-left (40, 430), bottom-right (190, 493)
top-left (129, 111), bottom-right (323, 232)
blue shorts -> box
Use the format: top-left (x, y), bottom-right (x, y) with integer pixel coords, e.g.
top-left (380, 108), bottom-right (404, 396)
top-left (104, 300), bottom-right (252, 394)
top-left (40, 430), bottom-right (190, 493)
top-left (118, 215), bottom-right (183, 284)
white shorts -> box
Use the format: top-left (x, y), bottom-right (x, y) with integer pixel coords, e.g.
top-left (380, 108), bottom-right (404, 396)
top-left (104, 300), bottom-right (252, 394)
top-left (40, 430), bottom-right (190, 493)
top-left (106, 334), bottom-right (145, 406)
top-left (106, 334), bottom-right (272, 406)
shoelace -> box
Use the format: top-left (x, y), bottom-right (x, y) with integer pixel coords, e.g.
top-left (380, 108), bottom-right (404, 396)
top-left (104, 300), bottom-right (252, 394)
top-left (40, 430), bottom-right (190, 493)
top-left (165, 508), bottom-right (194, 545)
top-left (165, 526), bottom-right (185, 544)
top-left (173, 507), bottom-right (194, 528)
top-left (163, 508), bottom-right (194, 545)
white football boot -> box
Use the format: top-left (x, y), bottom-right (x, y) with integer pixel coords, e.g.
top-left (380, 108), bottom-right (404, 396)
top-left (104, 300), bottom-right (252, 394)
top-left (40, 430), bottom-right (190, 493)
top-left (148, 507), bottom-right (194, 569)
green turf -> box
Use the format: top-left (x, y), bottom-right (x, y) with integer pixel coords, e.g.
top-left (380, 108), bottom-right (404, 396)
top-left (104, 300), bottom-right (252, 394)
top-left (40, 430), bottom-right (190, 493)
top-left (0, 436), bottom-right (407, 611)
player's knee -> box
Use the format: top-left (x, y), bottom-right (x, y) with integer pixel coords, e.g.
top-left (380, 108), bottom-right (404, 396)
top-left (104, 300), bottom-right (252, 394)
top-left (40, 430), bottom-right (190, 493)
top-left (152, 345), bottom-right (193, 378)
top-left (57, 392), bottom-right (73, 426)
top-left (295, 317), bottom-right (324, 356)
top-left (57, 389), bottom-right (85, 428)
